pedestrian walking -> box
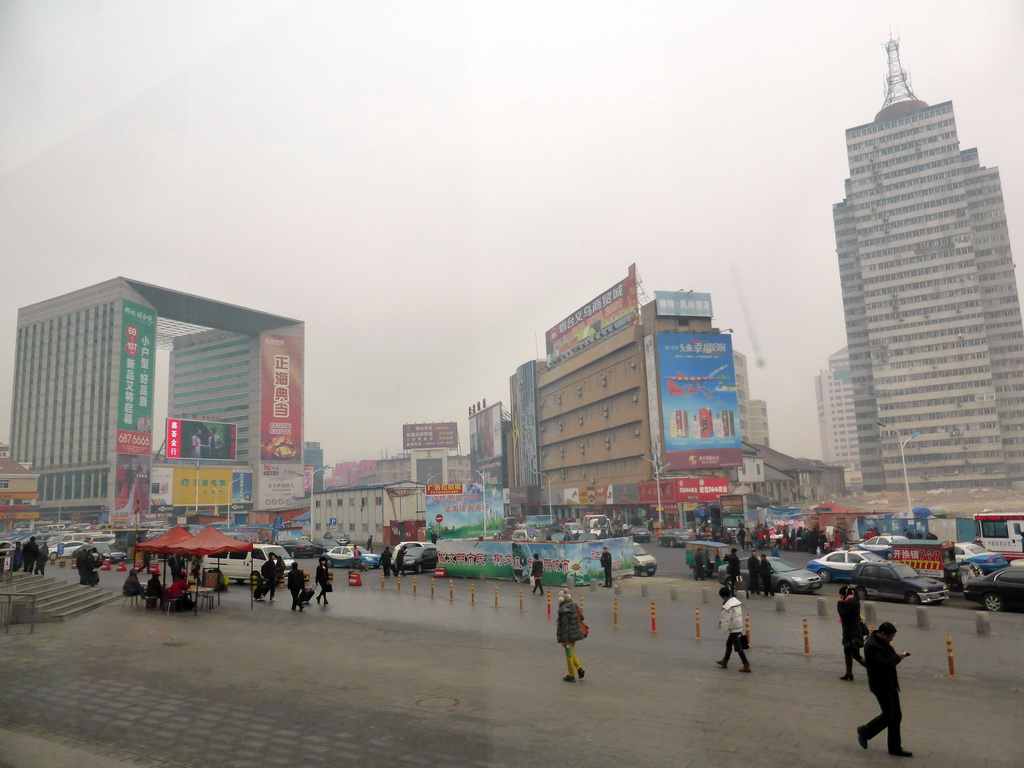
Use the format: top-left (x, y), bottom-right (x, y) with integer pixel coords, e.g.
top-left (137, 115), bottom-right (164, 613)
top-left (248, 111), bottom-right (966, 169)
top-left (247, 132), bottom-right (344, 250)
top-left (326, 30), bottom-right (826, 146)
top-left (287, 561), bottom-right (306, 611)
top-left (759, 553), bottom-right (775, 597)
top-left (857, 622), bottom-right (912, 757)
top-left (315, 556), bottom-right (331, 605)
top-left (22, 536), bottom-right (40, 573)
top-left (837, 586), bottom-right (867, 680)
top-left (555, 588), bottom-right (586, 682)
top-left (599, 547), bottom-right (612, 587)
top-left (12, 542), bottom-right (24, 571)
top-left (394, 547), bottom-right (406, 575)
top-left (380, 546), bottom-right (392, 578)
top-left (693, 548), bottom-right (706, 580)
top-left (737, 526), bottom-right (747, 551)
top-left (531, 553), bottom-right (544, 594)
top-left (747, 552), bottom-right (761, 596)
top-left (35, 542), bottom-right (49, 575)
top-left (76, 547), bottom-right (93, 585)
top-left (716, 586), bottom-right (751, 673)
top-left (261, 553), bottom-right (278, 602)
top-left (725, 548), bottom-right (741, 596)
top-left (366, 535), bottom-right (373, 553)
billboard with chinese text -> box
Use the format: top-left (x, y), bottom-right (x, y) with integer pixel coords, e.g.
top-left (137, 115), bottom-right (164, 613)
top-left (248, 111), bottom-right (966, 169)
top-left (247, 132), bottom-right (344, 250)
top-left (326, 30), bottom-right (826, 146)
top-left (403, 422), bottom-right (459, 450)
top-left (425, 483), bottom-right (502, 539)
top-left (657, 332), bottom-right (742, 470)
top-left (260, 333), bottom-right (303, 461)
top-left (654, 291), bottom-right (713, 318)
top-left (165, 418), bottom-right (237, 460)
top-left (435, 538), bottom-right (632, 585)
top-left (545, 264), bottom-right (638, 367)
top-left (116, 300), bottom-right (156, 455)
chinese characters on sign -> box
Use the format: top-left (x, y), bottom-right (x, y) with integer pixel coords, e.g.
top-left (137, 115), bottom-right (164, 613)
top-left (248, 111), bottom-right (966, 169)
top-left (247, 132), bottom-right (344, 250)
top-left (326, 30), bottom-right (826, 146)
top-left (116, 301), bottom-right (156, 455)
top-left (260, 334), bottom-right (303, 461)
top-left (402, 422), bottom-right (459, 450)
top-left (545, 264), bottom-right (638, 367)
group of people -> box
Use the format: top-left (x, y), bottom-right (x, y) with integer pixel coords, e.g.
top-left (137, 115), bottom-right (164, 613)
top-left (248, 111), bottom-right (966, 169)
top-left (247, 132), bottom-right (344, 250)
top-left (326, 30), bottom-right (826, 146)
top-left (720, 548), bottom-right (776, 597)
top-left (121, 568), bottom-right (182, 610)
top-left (10, 536), bottom-right (49, 575)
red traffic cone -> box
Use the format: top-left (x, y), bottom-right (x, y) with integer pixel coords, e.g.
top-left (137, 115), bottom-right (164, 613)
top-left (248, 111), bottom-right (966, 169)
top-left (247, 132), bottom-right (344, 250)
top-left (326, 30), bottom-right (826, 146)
top-left (348, 570), bottom-right (363, 587)
top-left (101, 560), bottom-right (112, 571)
top-left (116, 561), bottom-right (127, 572)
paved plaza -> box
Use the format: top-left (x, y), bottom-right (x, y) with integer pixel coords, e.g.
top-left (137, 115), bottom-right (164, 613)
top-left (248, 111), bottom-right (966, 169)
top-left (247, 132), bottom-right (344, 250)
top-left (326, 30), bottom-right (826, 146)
top-left (1, 571), bottom-right (1021, 768)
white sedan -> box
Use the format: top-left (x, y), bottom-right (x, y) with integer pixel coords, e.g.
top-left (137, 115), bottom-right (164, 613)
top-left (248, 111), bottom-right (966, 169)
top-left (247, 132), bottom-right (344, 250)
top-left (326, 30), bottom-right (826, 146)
top-left (852, 535), bottom-right (912, 556)
top-left (806, 549), bottom-right (886, 582)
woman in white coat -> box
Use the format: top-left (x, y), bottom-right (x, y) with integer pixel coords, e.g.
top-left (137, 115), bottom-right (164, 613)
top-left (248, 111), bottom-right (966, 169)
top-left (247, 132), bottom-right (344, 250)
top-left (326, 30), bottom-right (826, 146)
top-left (716, 586), bottom-right (751, 672)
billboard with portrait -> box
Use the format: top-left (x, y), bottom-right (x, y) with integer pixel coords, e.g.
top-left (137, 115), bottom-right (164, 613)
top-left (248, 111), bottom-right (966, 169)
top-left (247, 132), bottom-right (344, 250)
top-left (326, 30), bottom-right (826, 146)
top-left (545, 264), bottom-right (638, 367)
top-left (260, 333), bottom-right (303, 461)
top-left (657, 332), bottom-right (742, 470)
top-left (469, 403), bottom-right (503, 483)
top-left (166, 418), bottom-right (237, 460)
top-left (403, 422), bottom-right (459, 450)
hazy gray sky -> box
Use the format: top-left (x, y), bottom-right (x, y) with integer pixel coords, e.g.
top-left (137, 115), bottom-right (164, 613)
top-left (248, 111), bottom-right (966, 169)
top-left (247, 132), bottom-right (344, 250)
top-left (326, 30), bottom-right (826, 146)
top-left (2, 1), bottom-right (1023, 465)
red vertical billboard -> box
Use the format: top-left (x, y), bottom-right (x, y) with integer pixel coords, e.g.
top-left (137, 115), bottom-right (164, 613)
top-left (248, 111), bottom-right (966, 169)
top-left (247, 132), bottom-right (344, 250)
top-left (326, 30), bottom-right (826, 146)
top-left (260, 333), bottom-right (303, 461)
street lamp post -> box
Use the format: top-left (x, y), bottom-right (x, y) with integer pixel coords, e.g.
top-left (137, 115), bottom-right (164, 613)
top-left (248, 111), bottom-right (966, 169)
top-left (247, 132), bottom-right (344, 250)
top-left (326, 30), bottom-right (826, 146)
top-left (540, 472), bottom-right (553, 521)
top-left (877, 423), bottom-right (922, 518)
top-left (641, 455), bottom-right (665, 529)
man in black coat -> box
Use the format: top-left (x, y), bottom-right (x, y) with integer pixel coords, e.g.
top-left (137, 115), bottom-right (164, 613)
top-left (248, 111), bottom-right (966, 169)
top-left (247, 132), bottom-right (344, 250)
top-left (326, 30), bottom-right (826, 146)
top-left (22, 536), bottom-right (39, 573)
top-left (724, 548), bottom-right (741, 596)
top-left (261, 553), bottom-right (278, 602)
top-left (600, 547), bottom-right (612, 587)
top-left (394, 547), bottom-right (406, 575)
top-left (857, 622), bottom-right (912, 757)
top-left (287, 562), bottom-right (306, 611)
top-left (747, 552), bottom-right (761, 596)
top-left (759, 554), bottom-right (775, 597)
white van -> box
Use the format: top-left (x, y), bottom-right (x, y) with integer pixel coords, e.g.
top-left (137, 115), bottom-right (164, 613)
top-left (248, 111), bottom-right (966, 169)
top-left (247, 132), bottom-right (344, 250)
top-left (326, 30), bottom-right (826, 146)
top-left (202, 544), bottom-right (295, 584)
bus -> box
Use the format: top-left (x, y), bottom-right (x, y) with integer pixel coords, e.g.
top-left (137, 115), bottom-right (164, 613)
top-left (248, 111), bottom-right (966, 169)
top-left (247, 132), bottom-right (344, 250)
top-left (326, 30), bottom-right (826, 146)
top-left (974, 512), bottom-right (1024, 562)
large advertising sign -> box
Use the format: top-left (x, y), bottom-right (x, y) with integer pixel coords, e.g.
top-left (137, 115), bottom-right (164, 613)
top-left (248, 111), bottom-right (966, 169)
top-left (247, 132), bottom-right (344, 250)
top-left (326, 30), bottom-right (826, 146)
top-left (112, 454), bottom-right (150, 524)
top-left (425, 483), bottom-right (502, 539)
top-left (403, 422), bottom-right (459, 450)
top-left (435, 539), bottom-right (632, 585)
top-left (116, 300), bottom-right (156, 455)
top-left (165, 418), bottom-right (237, 460)
top-left (654, 291), bottom-right (714, 318)
top-left (260, 333), bottom-right (303, 461)
top-left (258, 463), bottom-right (304, 509)
top-left (545, 264), bottom-right (638, 367)
top-left (510, 361), bottom-right (540, 487)
top-left (469, 403), bottom-right (503, 483)
top-left (149, 467), bottom-right (252, 512)
top-left (657, 332), bottom-right (742, 470)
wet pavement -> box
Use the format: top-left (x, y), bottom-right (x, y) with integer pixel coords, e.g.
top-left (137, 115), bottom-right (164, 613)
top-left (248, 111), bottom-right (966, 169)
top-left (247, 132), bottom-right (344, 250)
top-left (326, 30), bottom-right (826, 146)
top-left (1, 570), bottom-right (1021, 768)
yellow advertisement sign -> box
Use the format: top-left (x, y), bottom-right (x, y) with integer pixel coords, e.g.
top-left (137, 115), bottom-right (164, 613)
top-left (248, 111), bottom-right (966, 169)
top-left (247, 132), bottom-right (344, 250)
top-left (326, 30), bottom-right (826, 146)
top-left (172, 467), bottom-right (235, 507)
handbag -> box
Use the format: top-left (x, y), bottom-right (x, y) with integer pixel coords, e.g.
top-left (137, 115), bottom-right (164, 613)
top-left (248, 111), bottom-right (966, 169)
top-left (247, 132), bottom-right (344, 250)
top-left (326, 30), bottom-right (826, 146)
top-left (324, 583), bottom-right (333, 593)
top-left (578, 606), bottom-right (589, 638)
top-left (859, 620), bottom-right (869, 638)
top-left (739, 634), bottom-right (750, 650)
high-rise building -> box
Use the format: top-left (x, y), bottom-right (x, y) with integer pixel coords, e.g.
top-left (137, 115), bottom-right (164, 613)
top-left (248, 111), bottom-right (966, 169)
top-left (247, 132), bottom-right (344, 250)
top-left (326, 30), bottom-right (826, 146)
top-left (746, 400), bottom-right (770, 447)
top-left (834, 39), bottom-right (1024, 491)
top-left (815, 347), bottom-right (861, 474)
top-left (10, 278), bottom-right (305, 522)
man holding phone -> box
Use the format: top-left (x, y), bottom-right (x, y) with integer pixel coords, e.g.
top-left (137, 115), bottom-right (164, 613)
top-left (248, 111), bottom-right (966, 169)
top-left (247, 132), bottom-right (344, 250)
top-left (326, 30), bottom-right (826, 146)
top-left (857, 621), bottom-right (912, 757)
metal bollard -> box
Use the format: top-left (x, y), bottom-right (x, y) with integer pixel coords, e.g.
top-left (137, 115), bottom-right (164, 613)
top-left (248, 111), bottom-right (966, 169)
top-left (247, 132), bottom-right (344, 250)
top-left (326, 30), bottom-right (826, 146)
top-left (396, 574), bottom-right (401, 593)
top-left (946, 633), bottom-right (956, 678)
top-left (449, 579), bottom-right (454, 602)
top-left (471, 582), bottom-right (475, 606)
top-left (613, 597), bottom-right (619, 629)
top-left (701, 587), bottom-right (711, 604)
top-left (495, 586), bottom-right (499, 609)
top-left (694, 607), bottom-right (702, 640)
top-left (670, 584), bottom-right (680, 602)
top-left (975, 611), bottom-right (991, 636)
top-left (802, 618), bottom-right (810, 656)
top-left (862, 601), bottom-right (877, 623)
top-left (519, 587), bottom-right (524, 613)
top-left (650, 601), bottom-right (657, 633)
top-left (816, 597), bottom-right (828, 617)
top-left (546, 590), bottom-right (552, 618)
top-left (640, 583), bottom-right (650, 598)
top-left (775, 594), bottom-right (786, 612)
top-left (915, 606), bottom-right (930, 629)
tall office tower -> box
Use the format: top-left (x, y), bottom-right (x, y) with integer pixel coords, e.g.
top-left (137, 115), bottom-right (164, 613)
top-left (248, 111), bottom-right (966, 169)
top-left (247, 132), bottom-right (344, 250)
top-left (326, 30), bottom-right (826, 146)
top-left (834, 39), bottom-right (1024, 491)
top-left (815, 347), bottom-right (861, 472)
top-left (746, 400), bottom-right (770, 447)
top-left (11, 278), bottom-right (305, 521)
top-left (733, 350), bottom-right (751, 436)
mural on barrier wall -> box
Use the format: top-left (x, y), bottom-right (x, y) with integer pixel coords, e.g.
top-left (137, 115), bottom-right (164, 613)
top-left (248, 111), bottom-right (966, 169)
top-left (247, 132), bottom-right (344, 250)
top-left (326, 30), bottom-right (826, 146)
top-left (435, 538), bottom-right (634, 585)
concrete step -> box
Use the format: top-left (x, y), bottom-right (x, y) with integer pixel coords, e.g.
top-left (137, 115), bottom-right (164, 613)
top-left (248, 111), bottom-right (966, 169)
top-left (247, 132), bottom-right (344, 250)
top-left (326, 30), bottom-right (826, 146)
top-left (2, 573), bottom-right (120, 623)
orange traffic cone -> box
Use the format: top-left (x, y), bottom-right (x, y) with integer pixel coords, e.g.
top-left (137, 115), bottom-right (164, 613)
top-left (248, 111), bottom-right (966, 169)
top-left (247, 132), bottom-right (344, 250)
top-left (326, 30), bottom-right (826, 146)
top-left (101, 560), bottom-right (112, 571)
top-left (348, 570), bottom-right (363, 587)
top-left (116, 562), bottom-right (127, 572)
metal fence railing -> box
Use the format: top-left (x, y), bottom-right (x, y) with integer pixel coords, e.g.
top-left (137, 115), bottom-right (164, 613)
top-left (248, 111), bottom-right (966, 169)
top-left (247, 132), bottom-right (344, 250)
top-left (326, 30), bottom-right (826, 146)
top-left (0, 589), bottom-right (36, 635)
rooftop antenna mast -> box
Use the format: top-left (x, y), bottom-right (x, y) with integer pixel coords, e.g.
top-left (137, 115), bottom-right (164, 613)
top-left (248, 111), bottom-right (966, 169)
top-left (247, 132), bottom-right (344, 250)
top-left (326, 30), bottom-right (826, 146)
top-left (881, 36), bottom-right (918, 108)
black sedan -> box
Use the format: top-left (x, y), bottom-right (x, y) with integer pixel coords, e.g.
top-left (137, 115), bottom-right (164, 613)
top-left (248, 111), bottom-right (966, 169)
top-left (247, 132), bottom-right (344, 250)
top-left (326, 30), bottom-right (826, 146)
top-left (278, 538), bottom-right (326, 558)
top-left (658, 529), bottom-right (692, 547)
top-left (963, 567), bottom-right (1024, 612)
top-left (397, 546), bottom-right (438, 574)
top-left (630, 526), bottom-right (651, 543)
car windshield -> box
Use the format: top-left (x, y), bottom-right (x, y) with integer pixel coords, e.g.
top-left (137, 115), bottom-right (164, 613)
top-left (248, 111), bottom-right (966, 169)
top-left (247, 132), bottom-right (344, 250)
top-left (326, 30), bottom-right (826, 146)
top-left (265, 546), bottom-right (290, 560)
top-left (961, 544), bottom-right (986, 555)
top-left (893, 564), bottom-right (919, 579)
top-left (770, 560), bottom-right (798, 572)
top-left (633, 544), bottom-right (649, 556)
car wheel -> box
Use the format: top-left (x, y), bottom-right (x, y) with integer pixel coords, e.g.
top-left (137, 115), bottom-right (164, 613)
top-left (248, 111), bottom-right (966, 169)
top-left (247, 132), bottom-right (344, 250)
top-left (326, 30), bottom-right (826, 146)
top-left (816, 569), bottom-right (832, 583)
top-left (634, 568), bottom-right (641, 576)
top-left (855, 586), bottom-right (868, 601)
top-left (777, 581), bottom-right (792, 594)
top-left (904, 591), bottom-right (922, 605)
top-left (414, 563), bottom-right (423, 574)
top-left (983, 592), bottom-right (1004, 612)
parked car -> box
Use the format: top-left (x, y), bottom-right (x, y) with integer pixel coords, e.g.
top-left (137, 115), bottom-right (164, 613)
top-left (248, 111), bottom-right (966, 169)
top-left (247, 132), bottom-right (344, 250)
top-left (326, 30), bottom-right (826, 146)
top-left (631, 543), bottom-right (657, 576)
top-left (953, 543), bottom-right (1009, 576)
top-left (852, 535), bottom-right (912, 557)
top-left (963, 567), bottom-right (1024, 612)
top-left (397, 546), bottom-right (438, 574)
top-left (278, 538), bottom-right (326, 559)
top-left (806, 549), bottom-right (886, 582)
top-left (91, 541), bottom-right (128, 563)
top-left (393, 541), bottom-right (426, 562)
top-left (630, 526), bottom-right (651, 543)
top-left (850, 560), bottom-right (948, 604)
top-left (202, 544), bottom-right (295, 584)
top-left (564, 523), bottom-right (585, 538)
top-left (322, 546), bottom-right (380, 569)
top-left (659, 529), bottom-right (693, 547)
top-left (718, 557), bottom-right (823, 594)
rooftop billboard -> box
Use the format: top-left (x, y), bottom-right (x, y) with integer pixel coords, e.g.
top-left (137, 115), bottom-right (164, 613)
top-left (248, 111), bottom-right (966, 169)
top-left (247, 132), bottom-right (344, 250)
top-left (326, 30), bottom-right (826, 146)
top-left (403, 422), bottom-right (459, 450)
top-left (545, 264), bottom-right (638, 366)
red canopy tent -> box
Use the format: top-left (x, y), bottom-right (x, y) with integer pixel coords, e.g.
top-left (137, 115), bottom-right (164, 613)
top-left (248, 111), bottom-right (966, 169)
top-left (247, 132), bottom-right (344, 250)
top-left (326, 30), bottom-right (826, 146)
top-left (163, 526), bottom-right (253, 556)
top-left (136, 526), bottom-right (194, 552)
